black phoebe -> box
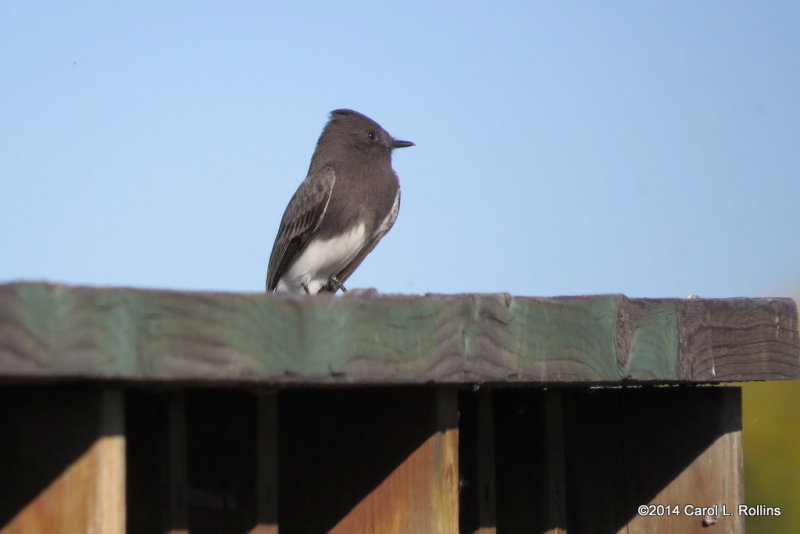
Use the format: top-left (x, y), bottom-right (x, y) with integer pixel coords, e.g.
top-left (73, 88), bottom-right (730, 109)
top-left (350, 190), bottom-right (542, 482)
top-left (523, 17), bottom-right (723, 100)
top-left (266, 109), bottom-right (414, 294)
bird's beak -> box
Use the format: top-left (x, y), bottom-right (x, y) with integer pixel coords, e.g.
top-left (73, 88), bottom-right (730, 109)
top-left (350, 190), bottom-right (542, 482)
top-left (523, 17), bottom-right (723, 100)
top-left (391, 139), bottom-right (415, 149)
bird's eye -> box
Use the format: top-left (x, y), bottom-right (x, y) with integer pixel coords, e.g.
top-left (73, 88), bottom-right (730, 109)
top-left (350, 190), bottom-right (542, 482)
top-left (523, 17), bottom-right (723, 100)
top-left (367, 131), bottom-right (376, 141)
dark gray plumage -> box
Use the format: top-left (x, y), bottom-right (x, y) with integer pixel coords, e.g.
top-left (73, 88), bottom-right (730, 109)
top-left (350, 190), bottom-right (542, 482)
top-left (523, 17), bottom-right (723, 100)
top-left (266, 109), bottom-right (413, 294)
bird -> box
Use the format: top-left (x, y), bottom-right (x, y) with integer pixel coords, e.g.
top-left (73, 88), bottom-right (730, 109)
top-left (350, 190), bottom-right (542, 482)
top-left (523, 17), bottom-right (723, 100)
top-left (266, 109), bottom-right (414, 294)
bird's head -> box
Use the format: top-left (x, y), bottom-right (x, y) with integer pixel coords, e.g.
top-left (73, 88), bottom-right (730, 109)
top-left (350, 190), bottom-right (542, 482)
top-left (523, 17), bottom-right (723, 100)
top-left (326, 109), bottom-right (414, 157)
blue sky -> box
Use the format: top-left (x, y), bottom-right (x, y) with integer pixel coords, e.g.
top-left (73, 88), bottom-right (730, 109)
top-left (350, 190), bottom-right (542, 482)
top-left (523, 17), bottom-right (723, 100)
top-left (2, 2), bottom-right (798, 298)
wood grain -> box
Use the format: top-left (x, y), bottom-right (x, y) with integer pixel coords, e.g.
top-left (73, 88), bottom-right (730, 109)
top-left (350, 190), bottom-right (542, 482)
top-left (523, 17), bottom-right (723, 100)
top-left (278, 388), bottom-right (459, 534)
top-left (0, 283), bottom-right (796, 384)
top-left (622, 387), bottom-right (744, 534)
top-left (492, 386), bottom-right (744, 533)
top-left (0, 387), bottom-right (125, 534)
top-left (329, 389), bottom-right (459, 534)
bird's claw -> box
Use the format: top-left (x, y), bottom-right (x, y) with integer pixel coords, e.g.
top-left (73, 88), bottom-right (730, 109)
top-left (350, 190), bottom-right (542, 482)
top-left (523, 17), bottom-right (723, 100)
top-left (329, 275), bottom-right (347, 293)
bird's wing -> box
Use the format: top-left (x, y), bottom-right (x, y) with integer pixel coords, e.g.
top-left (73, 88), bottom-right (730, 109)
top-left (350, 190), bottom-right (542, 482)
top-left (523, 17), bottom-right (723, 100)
top-left (266, 166), bottom-right (336, 291)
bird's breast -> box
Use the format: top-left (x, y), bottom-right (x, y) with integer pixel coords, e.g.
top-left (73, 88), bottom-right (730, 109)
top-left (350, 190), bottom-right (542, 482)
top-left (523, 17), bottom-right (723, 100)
top-left (277, 222), bottom-right (367, 293)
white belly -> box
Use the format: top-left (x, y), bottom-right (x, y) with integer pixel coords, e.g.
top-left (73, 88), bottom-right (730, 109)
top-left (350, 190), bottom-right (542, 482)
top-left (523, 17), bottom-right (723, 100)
top-left (276, 222), bottom-right (367, 294)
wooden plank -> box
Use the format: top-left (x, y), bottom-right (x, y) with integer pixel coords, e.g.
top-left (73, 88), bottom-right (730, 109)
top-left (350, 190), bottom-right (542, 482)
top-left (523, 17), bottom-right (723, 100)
top-left (561, 388), bottom-right (629, 533)
top-left (250, 393), bottom-right (279, 534)
top-left (677, 298), bottom-right (799, 381)
top-left (167, 393), bottom-right (189, 534)
top-left (622, 387), bottom-right (744, 534)
top-left (558, 387), bottom-right (743, 533)
top-left (126, 390), bottom-right (171, 533)
top-left (475, 392), bottom-right (497, 534)
top-left (459, 390), bottom-right (497, 534)
top-left (493, 390), bottom-right (548, 533)
top-left (279, 388), bottom-right (459, 534)
top-left (92, 389), bottom-right (126, 533)
top-left (0, 386), bottom-right (125, 534)
top-left (491, 389), bottom-right (568, 534)
top-left (543, 390), bottom-right (567, 534)
top-left (493, 386), bottom-right (744, 533)
top-left (329, 387), bottom-right (459, 534)
top-left (183, 390), bottom-right (262, 533)
top-left (0, 283), bottom-right (796, 385)
top-left (127, 390), bottom-right (268, 533)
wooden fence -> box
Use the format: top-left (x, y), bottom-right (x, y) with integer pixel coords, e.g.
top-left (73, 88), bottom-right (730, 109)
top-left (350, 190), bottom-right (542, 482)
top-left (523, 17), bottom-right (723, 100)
top-left (0, 283), bottom-right (797, 533)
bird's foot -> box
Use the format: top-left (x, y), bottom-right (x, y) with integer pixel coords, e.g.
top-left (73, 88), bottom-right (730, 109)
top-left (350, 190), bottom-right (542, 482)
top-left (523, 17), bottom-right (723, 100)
top-left (329, 275), bottom-right (347, 293)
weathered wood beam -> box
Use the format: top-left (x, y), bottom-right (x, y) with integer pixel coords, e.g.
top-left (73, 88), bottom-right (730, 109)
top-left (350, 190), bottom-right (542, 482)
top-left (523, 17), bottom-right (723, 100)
top-left (0, 283), bottom-right (797, 384)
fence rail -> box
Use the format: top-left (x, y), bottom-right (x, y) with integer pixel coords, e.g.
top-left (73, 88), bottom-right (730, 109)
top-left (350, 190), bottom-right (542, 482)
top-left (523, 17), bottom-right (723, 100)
top-left (1, 283), bottom-right (797, 384)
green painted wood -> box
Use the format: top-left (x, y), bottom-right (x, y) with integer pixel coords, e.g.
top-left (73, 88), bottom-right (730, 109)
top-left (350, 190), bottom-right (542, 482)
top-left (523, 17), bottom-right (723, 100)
top-left (0, 283), bottom-right (797, 385)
